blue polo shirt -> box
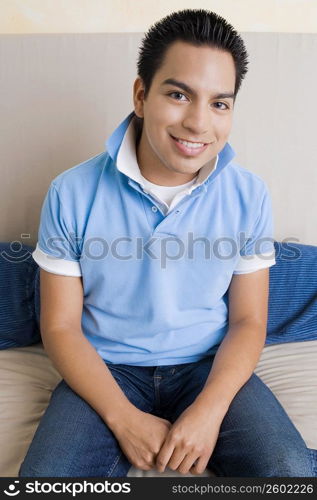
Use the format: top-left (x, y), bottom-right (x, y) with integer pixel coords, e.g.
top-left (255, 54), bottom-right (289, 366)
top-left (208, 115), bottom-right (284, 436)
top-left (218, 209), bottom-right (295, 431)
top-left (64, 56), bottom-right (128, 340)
top-left (32, 111), bottom-right (276, 366)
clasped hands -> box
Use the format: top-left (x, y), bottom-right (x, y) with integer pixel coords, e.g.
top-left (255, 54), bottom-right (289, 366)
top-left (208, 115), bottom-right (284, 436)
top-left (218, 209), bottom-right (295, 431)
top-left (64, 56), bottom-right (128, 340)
top-left (113, 401), bottom-right (225, 475)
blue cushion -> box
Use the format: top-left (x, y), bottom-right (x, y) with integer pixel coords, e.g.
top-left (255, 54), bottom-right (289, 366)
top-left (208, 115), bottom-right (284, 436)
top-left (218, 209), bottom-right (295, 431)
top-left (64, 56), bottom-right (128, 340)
top-left (0, 242), bottom-right (40, 349)
top-left (266, 241), bottom-right (317, 344)
top-left (1, 240), bottom-right (316, 350)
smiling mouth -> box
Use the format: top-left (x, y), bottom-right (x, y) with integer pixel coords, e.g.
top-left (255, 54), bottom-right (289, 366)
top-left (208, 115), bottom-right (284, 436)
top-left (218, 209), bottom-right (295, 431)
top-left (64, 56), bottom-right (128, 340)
top-left (170, 135), bottom-right (208, 149)
top-left (169, 134), bottom-right (210, 157)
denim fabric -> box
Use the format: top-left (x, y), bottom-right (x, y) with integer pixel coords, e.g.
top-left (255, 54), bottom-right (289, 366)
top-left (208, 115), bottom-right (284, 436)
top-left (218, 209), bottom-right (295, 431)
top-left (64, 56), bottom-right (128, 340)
top-left (19, 355), bottom-right (316, 478)
top-left (0, 242), bottom-right (40, 349)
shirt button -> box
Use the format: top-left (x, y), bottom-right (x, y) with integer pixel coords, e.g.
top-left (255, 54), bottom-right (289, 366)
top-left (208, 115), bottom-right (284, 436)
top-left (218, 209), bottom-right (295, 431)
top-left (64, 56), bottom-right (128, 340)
top-left (151, 206), bottom-right (158, 212)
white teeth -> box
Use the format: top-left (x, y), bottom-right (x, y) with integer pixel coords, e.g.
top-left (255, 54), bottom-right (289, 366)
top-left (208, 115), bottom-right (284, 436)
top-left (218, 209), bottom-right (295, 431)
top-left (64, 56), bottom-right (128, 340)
top-left (176, 138), bottom-right (205, 148)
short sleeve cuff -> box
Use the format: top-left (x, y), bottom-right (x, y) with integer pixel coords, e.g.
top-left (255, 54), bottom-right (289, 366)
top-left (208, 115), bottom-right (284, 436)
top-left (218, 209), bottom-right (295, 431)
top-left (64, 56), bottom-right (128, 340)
top-left (32, 243), bottom-right (82, 277)
top-left (233, 251), bottom-right (276, 275)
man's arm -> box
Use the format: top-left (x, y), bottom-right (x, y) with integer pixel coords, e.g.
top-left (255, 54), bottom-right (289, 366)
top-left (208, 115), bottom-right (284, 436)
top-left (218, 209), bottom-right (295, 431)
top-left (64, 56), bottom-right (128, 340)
top-left (155, 267), bottom-right (270, 474)
top-left (39, 268), bottom-right (137, 426)
top-left (194, 267), bottom-right (269, 411)
top-left (40, 268), bottom-right (172, 471)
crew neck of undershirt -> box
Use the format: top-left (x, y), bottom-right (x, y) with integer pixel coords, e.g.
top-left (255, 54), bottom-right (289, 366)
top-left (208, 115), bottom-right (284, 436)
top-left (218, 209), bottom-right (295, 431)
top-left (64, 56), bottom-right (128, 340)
top-left (140, 174), bottom-right (198, 191)
top-left (139, 173), bottom-right (199, 209)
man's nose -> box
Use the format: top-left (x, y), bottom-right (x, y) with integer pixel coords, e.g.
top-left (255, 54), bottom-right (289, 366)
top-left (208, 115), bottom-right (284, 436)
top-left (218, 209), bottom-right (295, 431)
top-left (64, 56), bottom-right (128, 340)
top-left (182, 105), bottom-right (210, 137)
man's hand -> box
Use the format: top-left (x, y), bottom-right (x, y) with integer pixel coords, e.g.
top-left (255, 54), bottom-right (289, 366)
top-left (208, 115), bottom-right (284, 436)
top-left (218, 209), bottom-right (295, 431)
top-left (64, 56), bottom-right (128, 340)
top-left (155, 402), bottom-right (225, 475)
top-left (111, 407), bottom-right (172, 471)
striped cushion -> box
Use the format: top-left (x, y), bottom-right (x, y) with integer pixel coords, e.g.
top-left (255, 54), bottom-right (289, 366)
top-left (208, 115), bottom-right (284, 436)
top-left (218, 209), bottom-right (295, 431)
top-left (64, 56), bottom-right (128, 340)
top-left (0, 243), bottom-right (40, 349)
top-left (1, 240), bottom-right (316, 349)
top-left (266, 241), bottom-right (317, 344)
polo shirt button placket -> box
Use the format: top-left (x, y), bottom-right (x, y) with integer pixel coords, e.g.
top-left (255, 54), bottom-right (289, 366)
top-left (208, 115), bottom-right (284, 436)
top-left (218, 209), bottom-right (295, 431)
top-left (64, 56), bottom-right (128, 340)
top-left (151, 206), bottom-right (158, 213)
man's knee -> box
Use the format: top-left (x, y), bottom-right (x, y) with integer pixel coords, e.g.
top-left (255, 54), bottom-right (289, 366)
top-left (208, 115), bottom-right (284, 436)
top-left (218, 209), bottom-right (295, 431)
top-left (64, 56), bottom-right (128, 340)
top-left (263, 448), bottom-right (312, 477)
top-left (251, 446), bottom-right (313, 477)
top-left (18, 451), bottom-right (74, 477)
top-left (209, 442), bottom-right (313, 478)
top-left (19, 459), bottom-right (60, 477)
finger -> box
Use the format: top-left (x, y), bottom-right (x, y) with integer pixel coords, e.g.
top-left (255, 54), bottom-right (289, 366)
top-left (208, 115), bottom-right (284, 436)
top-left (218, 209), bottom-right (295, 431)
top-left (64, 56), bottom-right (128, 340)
top-left (177, 453), bottom-right (200, 475)
top-left (190, 456), bottom-right (209, 475)
top-left (156, 441), bottom-right (175, 472)
top-left (145, 456), bottom-right (156, 470)
top-left (166, 448), bottom-right (187, 471)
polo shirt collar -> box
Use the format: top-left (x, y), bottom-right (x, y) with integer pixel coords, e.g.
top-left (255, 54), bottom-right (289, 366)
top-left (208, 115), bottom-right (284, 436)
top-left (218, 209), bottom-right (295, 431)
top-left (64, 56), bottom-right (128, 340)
top-left (106, 111), bottom-right (236, 188)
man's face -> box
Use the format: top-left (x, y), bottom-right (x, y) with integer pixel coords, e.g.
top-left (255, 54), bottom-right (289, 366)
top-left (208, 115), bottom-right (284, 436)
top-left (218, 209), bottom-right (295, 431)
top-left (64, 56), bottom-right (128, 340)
top-left (133, 41), bottom-right (236, 184)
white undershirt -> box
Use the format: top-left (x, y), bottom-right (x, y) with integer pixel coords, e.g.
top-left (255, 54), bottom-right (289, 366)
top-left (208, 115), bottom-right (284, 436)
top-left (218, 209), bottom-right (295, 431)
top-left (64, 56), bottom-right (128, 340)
top-left (140, 174), bottom-right (198, 208)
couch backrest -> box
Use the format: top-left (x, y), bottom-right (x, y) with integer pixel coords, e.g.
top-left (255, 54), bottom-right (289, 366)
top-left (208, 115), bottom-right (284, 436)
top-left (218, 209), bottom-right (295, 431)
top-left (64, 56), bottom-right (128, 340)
top-left (1, 32), bottom-right (316, 247)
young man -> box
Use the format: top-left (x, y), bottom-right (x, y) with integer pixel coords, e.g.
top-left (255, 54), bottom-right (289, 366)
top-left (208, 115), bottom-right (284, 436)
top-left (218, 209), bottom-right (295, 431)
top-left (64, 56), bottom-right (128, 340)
top-left (19, 10), bottom-right (314, 477)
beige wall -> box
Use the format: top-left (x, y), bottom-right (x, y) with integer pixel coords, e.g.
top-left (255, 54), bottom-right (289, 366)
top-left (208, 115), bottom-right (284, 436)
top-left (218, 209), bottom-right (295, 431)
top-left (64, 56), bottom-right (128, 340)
top-left (1, 32), bottom-right (317, 247)
top-left (1, 0), bottom-right (317, 34)
top-left (1, 2), bottom-right (316, 246)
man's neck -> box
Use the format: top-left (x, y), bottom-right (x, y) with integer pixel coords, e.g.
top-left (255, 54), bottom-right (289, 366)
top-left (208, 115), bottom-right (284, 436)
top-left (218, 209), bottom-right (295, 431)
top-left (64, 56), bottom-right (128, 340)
top-left (136, 127), bottom-right (199, 187)
top-left (139, 163), bottom-right (198, 186)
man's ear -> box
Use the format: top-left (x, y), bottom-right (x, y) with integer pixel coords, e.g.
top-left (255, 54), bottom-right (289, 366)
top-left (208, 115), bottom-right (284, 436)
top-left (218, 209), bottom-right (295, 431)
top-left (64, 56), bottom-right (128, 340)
top-left (133, 77), bottom-right (145, 118)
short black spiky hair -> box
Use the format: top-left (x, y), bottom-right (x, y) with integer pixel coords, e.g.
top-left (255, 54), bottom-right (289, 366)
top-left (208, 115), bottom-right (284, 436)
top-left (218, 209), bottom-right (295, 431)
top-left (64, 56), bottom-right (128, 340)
top-left (137, 9), bottom-right (249, 99)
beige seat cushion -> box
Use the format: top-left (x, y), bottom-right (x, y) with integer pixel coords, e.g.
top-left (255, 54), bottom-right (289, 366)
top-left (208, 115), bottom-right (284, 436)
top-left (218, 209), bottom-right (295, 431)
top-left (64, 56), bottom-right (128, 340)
top-left (0, 340), bottom-right (316, 477)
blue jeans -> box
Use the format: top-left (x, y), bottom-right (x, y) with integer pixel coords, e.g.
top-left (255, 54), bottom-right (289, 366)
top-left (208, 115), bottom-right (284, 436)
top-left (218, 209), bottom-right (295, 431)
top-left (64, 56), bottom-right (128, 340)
top-left (19, 356), bottom-right (316, 477)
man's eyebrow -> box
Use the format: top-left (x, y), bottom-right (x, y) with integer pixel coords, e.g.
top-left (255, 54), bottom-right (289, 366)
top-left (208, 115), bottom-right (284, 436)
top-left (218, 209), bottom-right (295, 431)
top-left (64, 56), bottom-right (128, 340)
top-left (161, 78), bottom-right (235, 99)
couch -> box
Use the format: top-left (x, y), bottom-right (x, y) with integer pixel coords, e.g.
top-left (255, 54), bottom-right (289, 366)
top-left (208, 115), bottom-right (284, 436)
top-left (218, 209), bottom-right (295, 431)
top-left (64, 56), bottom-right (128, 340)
top-left (0, 240), bottom-right (316, 477)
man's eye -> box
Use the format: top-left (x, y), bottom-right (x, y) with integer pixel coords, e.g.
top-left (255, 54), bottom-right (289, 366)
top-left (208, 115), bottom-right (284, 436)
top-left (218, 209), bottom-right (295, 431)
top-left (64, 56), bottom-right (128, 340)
top-left (169, 92), bottom-right (188, 101)
top-left (213, 102), bottom-right (229, 110)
